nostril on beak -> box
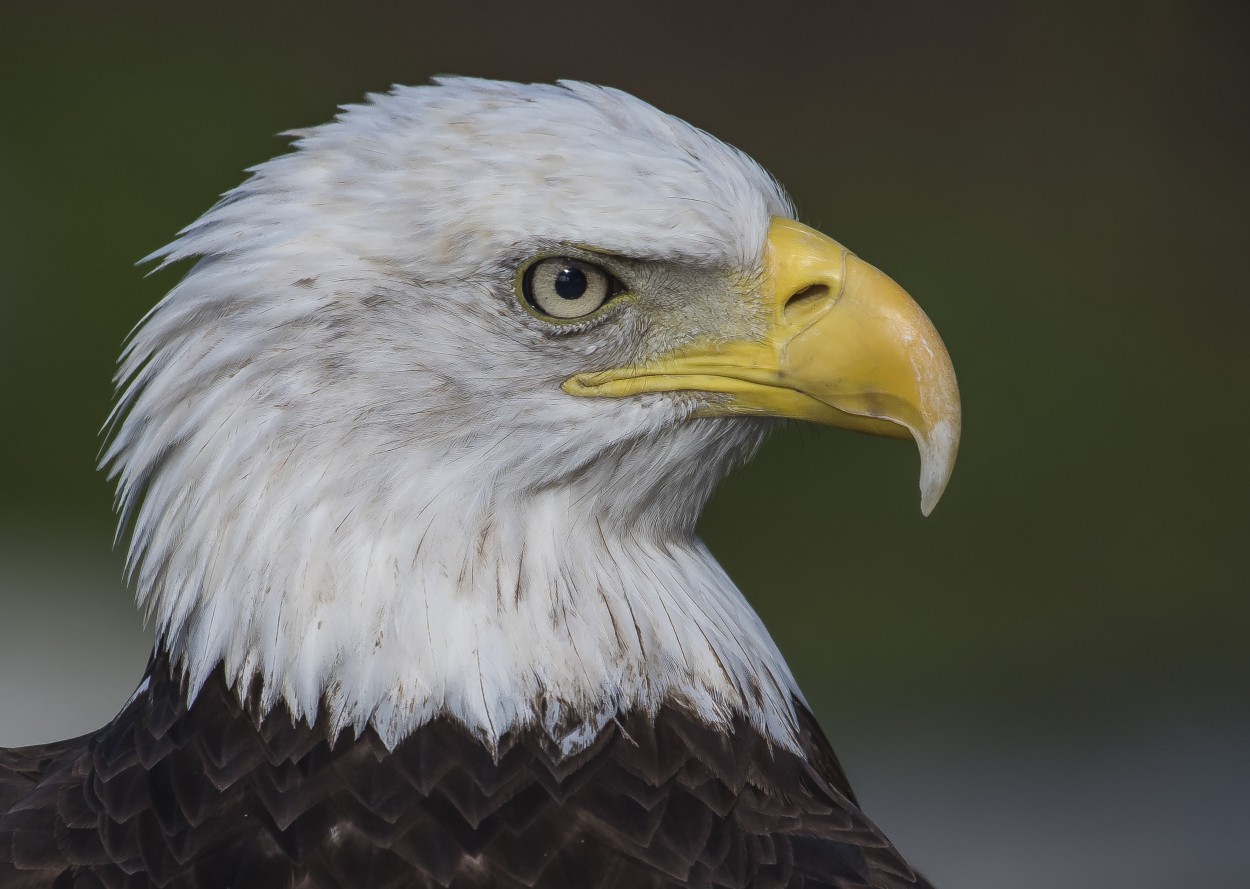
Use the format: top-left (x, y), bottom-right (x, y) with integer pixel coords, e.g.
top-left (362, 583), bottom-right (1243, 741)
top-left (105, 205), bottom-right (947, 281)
top-left (783, 283), bottom-right (832, 322)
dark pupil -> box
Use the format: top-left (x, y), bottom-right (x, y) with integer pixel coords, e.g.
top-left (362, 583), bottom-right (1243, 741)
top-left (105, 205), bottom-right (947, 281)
top-left (554, 266), bottom-right (588, 300)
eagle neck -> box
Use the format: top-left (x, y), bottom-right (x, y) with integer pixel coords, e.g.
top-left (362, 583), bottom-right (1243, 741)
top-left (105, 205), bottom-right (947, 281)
top-left (152, 475), bottom-right (804, 757)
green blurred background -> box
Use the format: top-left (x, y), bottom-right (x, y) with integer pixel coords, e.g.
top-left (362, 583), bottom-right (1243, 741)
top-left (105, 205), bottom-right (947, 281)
top-left (1, 2), bottom-right (1247, 887)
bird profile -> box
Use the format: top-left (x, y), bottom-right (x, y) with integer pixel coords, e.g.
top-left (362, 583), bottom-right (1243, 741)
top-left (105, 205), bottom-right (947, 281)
top-left (1, 78), bottom-right (960, 888)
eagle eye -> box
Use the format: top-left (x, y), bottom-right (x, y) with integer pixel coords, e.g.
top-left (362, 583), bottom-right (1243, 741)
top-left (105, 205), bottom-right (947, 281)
top-left (522, 257), bottom-right (620, 320)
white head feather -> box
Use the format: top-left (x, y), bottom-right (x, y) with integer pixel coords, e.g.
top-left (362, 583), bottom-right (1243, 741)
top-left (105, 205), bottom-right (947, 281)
top-left (105, 78), bottom-right (807, 753)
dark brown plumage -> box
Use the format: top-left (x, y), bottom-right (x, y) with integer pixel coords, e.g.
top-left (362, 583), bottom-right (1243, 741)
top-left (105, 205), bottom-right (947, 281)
top-left (0, 655), bottom-right (931, 888)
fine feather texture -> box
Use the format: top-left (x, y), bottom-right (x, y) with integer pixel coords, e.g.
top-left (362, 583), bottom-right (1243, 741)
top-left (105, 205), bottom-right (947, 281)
top-left (102, 78), bottom-right (807, 752)
top-left (0, 655), bottom-right (933, 889)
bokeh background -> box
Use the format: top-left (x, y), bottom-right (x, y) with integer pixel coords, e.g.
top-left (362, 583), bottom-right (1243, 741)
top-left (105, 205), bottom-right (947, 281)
top-left (2, 2), bottom-right (1246, 887)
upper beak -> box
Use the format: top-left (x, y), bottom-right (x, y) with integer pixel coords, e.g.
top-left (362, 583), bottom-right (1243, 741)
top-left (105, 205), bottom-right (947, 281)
top-left (564, 217), bottom-right (961, 515)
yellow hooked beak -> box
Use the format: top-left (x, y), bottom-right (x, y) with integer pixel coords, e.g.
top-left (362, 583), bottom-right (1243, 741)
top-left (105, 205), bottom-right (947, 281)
top-left (564, 218), bottom-right (961, 514)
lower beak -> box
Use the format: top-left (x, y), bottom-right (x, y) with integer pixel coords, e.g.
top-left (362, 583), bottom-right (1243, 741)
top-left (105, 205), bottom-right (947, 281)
top-left (564, 218), bottom-right (961, 515)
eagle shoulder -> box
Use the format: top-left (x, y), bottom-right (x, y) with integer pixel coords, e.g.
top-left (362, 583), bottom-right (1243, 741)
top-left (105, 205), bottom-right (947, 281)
top-left (1, 655), bottom-right (933, 888)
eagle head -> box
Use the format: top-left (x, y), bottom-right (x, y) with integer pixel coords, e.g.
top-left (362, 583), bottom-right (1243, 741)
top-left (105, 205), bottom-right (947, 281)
top-left (105, 78), bottom-right (960, 752)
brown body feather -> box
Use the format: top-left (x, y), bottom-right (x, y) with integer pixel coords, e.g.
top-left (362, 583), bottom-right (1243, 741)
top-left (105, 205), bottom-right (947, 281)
top-left (0, 655), bottom-right (932, 888)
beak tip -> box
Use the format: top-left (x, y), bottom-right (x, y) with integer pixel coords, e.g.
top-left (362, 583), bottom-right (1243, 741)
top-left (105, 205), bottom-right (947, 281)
top-left (915, 418), bottom-right (960, 517)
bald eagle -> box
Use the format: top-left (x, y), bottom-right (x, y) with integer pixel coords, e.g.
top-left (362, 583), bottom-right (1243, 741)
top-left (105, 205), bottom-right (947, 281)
top-left (0, 79), bottom-right (959, 888)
